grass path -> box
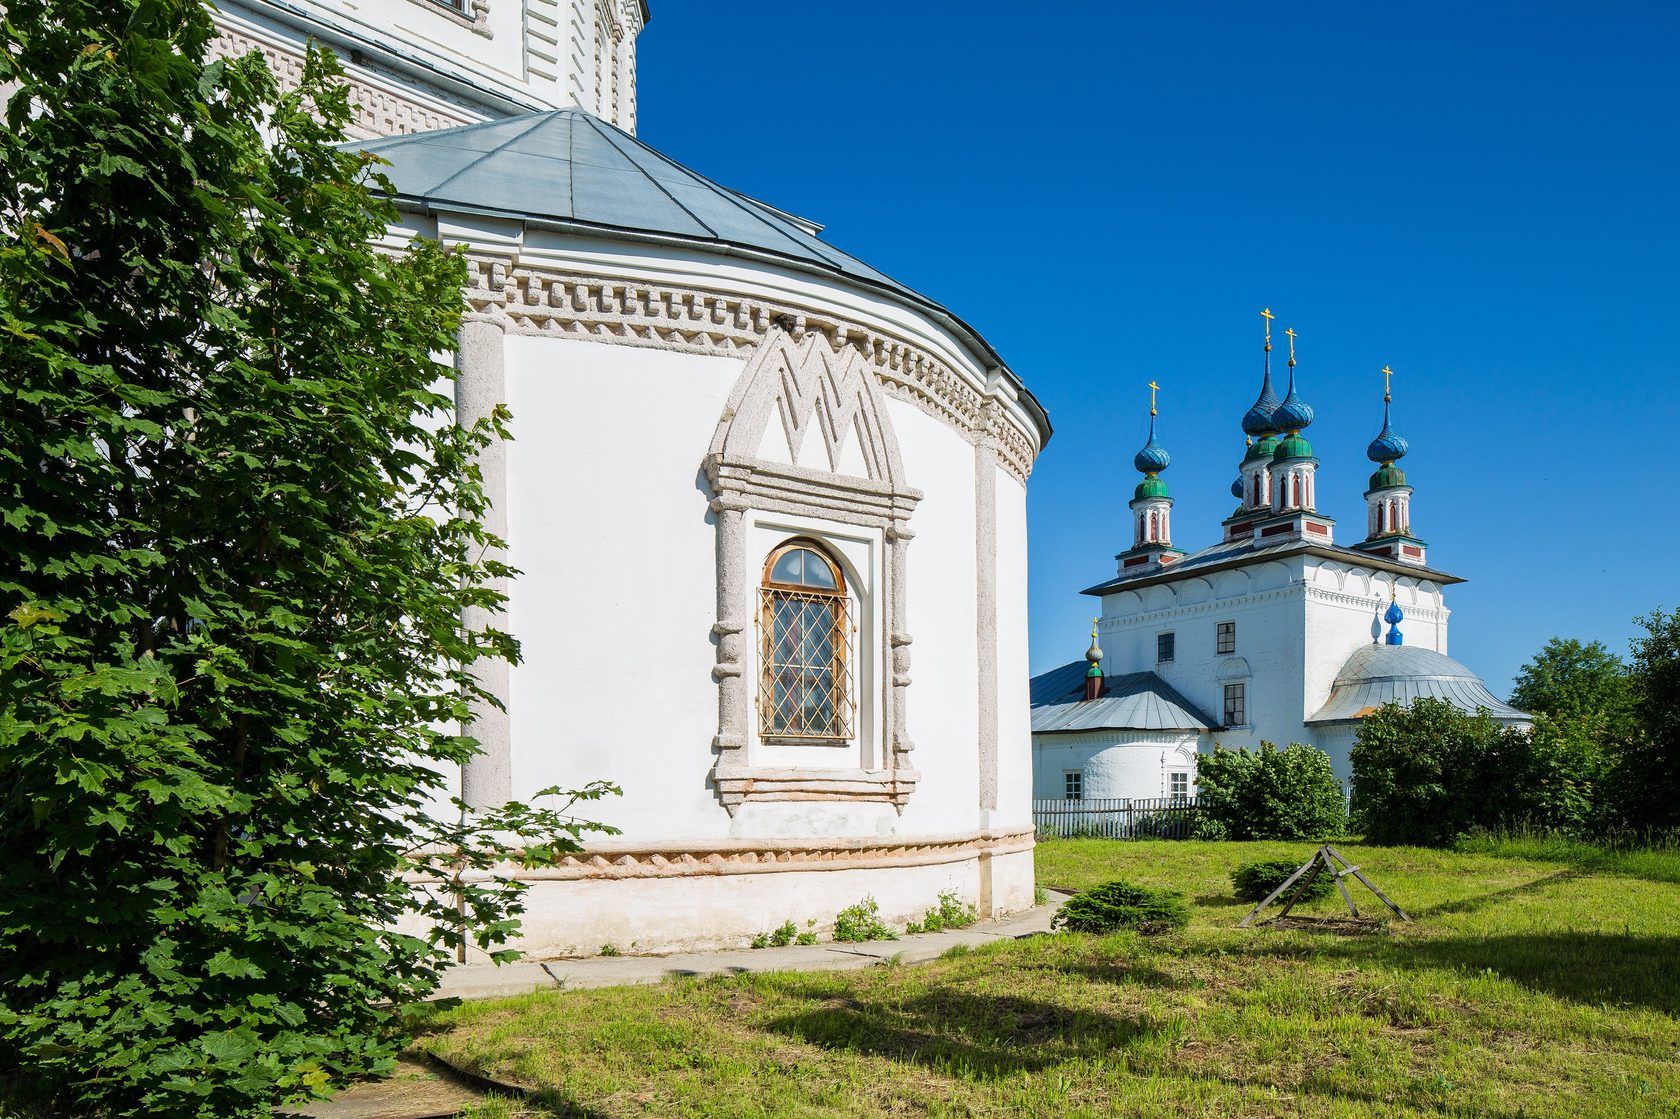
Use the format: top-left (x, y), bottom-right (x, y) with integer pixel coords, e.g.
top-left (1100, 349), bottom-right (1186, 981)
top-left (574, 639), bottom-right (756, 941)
top-left (417, 839), bottom-right (1680, 1118)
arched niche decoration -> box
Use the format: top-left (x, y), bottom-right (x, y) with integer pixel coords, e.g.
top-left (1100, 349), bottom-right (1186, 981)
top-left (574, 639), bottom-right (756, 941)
top-left (703, 325), bottom-right (922, 814)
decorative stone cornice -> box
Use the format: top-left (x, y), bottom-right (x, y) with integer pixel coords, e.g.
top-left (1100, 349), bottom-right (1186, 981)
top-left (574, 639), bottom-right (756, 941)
top-left (209, 23), bottom-right (480, 139)
top-left (463, 259), bottom-right (1040, 483)
top-left (497, 827), bottom-right (1035, 882)
top-left (711, 766), bottom-right (922, 811)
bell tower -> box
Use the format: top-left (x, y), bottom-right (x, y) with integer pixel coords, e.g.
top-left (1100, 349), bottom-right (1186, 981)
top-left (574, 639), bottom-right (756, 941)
top-left (210, 0), bottom-right (649, 139)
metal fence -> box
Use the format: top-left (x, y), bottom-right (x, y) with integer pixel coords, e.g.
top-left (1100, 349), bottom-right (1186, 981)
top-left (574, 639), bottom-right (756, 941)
top-left (1032, 797), bottom-right (1201, 840)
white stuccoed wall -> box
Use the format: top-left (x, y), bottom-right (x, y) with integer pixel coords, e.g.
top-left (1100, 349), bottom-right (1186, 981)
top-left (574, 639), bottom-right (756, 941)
top-left (885, 399), bottom-right (981, 839)
top-left (1031, 731), bottom-right (1199, 801)
top-left (501, 337), bottom-right (738, 836)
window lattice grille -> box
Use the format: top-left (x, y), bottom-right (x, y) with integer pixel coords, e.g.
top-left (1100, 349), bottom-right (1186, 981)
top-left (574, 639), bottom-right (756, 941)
top-left (758, 586), bottom-right (855, 739)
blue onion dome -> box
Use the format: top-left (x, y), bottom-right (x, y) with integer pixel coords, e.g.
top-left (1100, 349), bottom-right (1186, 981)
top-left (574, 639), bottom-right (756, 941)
top-left (1133, 414), bottom-right (1171, 475)
top-left (1384, 599), bottom-right (1405, 626)
top-left (1366, 400), bottom-right (1409, 465)
top-left (1272, 366), bottom-right (1315, 434)
top-left (1230, 474), bottom-right (1245, 500)
top-left (1272, 431), bottom-right (1314, 463)
top-left (1241, 365), bottom-right (1282, 436)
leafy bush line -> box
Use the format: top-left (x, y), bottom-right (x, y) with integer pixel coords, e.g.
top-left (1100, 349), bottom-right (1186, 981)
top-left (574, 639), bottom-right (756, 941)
top-left (1192, 742), bottom-right (1346, 841)
top-left (750, 921), bottom-right (799, 949)
top-left (832, 898), bottom-right (898, 943)
top-left (905, 891), bottom-right (978, 934)
top-left (1230, 858), bottom-right (1336, 903)
top-left (1050, 880), bottom-right (1190, 935)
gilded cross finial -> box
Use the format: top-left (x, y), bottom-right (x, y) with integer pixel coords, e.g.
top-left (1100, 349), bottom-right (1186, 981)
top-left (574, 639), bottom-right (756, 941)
top-left (1260, 307), bottom-right (1274, 351)
top-left (1148, 380), bottom-right (1160, 416)
top-left (1092, 617), bottom-right (1100, 640)
top-left (1381, 364), bottom-right (1395, 403)
top-left (1285, 327), bottom-right (1298, 367)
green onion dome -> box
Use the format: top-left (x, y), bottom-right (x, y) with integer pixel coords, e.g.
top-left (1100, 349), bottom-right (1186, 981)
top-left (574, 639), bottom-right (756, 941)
top-left (1368, 463), bottom-right (1407, 491)
top-left (1272, 432), bottom-right (1315, 463)
top-left (1244, 433), bottom-right (1279, 463)
top-left (1135, 475), bottom-right (1170, 500)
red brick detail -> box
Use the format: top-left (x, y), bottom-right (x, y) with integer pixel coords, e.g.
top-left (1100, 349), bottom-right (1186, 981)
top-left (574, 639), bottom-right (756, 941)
top-left (1305, 522), bottom-right (1329, 536)
top-left (1402, 544), bottom-right (1422, 557)
top-left (1123, 555), bottom-right (1151, 569)
top-left (1260, 523), bottom-right (1291, 538)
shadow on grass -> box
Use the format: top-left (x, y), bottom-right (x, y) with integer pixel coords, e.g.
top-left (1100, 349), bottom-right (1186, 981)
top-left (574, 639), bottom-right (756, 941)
top-left (1409, 867), bottom-right (1581, 919)
top-left (764, 984), bottom-right (1160, 1079)
top-left (1402, 932), bottom-right (1680, 1016)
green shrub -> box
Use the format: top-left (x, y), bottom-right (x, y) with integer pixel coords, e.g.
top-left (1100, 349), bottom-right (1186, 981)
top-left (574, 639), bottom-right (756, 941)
top-left (1230, 858), bottom-right (1336, 903)
top-left (832, 897), bottom-right (897, 943)
top-left (1195, 742), bottom-right (1346, 840)
top-left (1352, 699), bottom-right (1605, 845)
top-left (906, 890), bottom-right (978, 934)
top-left (1050, 880), bottom-right (1190, 934)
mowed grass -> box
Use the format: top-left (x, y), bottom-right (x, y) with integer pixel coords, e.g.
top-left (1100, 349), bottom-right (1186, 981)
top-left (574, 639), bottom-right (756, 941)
top-left (418, 838), bottom-right (1680, 1118)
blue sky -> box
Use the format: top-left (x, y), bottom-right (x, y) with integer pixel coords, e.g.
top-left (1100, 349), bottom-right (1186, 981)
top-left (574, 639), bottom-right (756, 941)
top-left (637, 2), bottom-right (1680, 696)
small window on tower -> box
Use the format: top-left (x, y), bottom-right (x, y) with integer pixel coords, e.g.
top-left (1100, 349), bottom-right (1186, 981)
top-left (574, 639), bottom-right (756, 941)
top-left (1157, 632), bottom-right (1175, 664)
top-left (1064, 771), bottom-right (1083, 801)
top-left (1169, 771), bottom-right (1189, 801)
top-left (1223, 682), bottom-right (1246, 726)
top-left (1216, 620), bottom-right (1236, 655)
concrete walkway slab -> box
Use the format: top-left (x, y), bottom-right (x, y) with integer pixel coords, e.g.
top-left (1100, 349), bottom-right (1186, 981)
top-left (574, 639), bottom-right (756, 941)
top-left (434, 894), bottom-right (1065, 1002)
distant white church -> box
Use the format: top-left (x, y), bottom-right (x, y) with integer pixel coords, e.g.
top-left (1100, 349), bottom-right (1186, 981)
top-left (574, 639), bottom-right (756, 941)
top-left (212, 1), bottom-right (1047, 955)
top-left (1030, 315), bottom-right (1528, 803)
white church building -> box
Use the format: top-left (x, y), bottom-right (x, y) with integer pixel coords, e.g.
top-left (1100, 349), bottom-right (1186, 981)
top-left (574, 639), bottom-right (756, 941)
top-left (1030, 316), bottom-right (1528, 803)
top-left (211, 1), bottom-right (1049, 954)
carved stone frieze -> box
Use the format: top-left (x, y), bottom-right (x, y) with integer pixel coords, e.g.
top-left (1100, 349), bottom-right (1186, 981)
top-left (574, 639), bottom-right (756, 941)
top-left (464, 260), bottom-right (1039, 483)
top-left (209, 24), bottom-right (479, 139)
top-left (495, 827), bottom-right (1036, 882)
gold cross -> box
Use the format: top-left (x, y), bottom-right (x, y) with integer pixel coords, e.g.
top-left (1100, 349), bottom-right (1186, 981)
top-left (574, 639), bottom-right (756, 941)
top-left (1148, 380), bottom-right (1160, 416)
top-left (1284, 327), bottom-right (1298, 365)
top-left (1260, 307), bottom-right (1274, 349)
top-left (1382, 364), bottom-right (1395, 401)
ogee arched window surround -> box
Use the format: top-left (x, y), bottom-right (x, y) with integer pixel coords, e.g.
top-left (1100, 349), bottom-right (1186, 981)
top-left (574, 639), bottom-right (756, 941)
top-left (758, 540), bottom-right (856, 742)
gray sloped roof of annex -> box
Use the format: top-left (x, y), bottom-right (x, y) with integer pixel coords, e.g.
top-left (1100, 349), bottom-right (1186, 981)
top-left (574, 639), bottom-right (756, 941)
top-left (350, 108), bottom-right (1050, 443)
top-left (1030, 662), bottom-right (1219, 733)
top-left (1307, 644), bottom-right (1530, 724)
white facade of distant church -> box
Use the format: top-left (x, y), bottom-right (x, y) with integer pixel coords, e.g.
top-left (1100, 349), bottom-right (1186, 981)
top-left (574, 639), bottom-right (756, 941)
top-left (1030, 320), bottom-right (1526, 801)
top-left (211, 1), bottom-right (1048, 956)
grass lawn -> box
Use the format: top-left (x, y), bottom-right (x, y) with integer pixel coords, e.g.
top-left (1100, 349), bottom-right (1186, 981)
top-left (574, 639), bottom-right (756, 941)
top-left (418, 837), bottom-right (1680, 1118)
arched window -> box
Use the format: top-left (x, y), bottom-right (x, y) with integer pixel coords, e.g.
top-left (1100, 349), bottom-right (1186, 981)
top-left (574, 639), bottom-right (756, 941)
top-left (1250, 473), bottom-right (1260, 507)
top-left (1292, 473), bottom-right (1303, 509)
top-left (759, 541), bottom-right (854, 740)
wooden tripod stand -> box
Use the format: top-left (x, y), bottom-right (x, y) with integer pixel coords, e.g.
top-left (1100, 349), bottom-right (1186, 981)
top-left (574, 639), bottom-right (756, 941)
top-left (1237, 844), bottom-right (1410, 928)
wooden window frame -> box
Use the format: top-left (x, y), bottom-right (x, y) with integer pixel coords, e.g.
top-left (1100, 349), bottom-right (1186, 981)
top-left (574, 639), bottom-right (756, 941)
top-left (757, 539), bottom-right (855, 743)
top-left (1223, 682), bottom-right (1246, 726)
top-left (1156, 631), bottom-right (1175, 664)
top-left (1216, 620), bottom-right (1236, 656)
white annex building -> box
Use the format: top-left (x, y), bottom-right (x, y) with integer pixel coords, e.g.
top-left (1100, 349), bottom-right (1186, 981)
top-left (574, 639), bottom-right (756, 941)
top-left (211, 1), bottom-right (1049, 954)
top-left (1030, 315), bottom-right (1528, 804)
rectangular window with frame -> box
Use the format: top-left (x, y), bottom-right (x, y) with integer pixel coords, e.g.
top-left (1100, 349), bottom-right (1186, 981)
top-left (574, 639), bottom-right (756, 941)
top-left (1064, 771), bottom-right (1083, 801)
top-left (1216, 620), bottom-right (1236, 655)
top-left (1223, 682), bottom-right (1246, 726)
top-left (1169, 771), bottom-right (1189, 800)
top-left (1156, 631), bottom-right (1175, 664)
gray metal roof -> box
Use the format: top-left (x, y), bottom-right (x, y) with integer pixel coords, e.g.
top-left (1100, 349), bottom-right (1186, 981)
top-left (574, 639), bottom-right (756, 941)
top-left (1029, 662), bottom-right (1218, 733)
top-left (1307, 644), bottom-right (1530, 724)
top-left (1082, 533), bottom-right (1463, 598)
top-left (350, 108), bottom-right (1050, 444)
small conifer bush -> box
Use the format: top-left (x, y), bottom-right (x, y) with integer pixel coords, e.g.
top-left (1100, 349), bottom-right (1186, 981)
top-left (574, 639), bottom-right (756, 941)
top-left (1050, 880), bottom-right (1190, 935)
top-left (1231, 858), bottom-right (1336, 903)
